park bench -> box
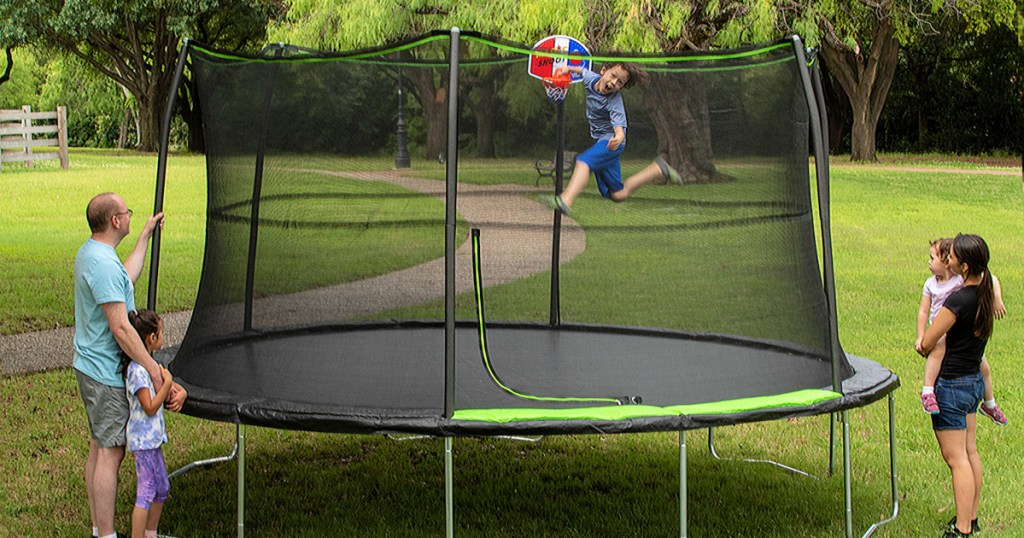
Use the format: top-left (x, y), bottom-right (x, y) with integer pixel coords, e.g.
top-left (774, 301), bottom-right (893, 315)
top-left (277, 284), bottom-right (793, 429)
top-left (534, 150), bottom-right (577, 186)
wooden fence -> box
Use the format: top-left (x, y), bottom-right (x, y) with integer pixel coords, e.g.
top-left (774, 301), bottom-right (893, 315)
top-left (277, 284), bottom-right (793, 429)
top-left (0, 106), bottom-right (69, 171)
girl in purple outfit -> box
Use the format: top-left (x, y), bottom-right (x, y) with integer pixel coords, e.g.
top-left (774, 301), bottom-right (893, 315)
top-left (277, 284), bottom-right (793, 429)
top-left (119, 309), bottom-right (173, 538)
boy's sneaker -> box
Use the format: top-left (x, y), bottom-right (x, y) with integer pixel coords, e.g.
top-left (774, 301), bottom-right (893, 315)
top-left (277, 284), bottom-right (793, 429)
top-left (979, 403), bottom-right (1007, 425)
top-left (655, 156), bottom-right (683, 186)
top-left (544, 195), bottom-right (571, 216)
top-left (921, 392), bottom-right (940, 415)
top-left (942, 530), bottom-right (972, 538)
top-left (946, 516), bottom-right (980, 534)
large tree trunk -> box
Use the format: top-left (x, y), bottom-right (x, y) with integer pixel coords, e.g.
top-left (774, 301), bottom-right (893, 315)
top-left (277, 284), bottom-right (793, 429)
top-left (137, 92), bottom-right (161, 152)
top-left (643, 74), bottom-right (732, 184)
top-left (404, 68), bottom-right (448, 161)
top-left (819, 16), bottom-right (900, 161)
top-left (469, 71), bottom-right (503, 159)
top-left (179, 76), bottom-right (205, 153)
top-left (819, 65), bottom-right (851, 154)
top-left (463, 65), bottom-right (508, 159)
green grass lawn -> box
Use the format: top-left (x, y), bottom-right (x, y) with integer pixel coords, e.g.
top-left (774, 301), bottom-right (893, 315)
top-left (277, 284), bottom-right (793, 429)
top-left (1, 150), bottom-right (1022, 536)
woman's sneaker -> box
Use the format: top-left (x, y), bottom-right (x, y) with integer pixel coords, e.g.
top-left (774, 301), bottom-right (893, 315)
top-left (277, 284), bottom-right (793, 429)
top-left (946, 516), bottom-right (980, 534)
top-left (921, 392), bottom-right (940, 415)
top-left (979, 403), bottom-right (1008, 425)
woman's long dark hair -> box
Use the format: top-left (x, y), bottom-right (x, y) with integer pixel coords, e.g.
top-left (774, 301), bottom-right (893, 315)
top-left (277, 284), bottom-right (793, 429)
top-left (119, 309), bottom-right (162, 378)
top-left (952, 234), bottom-right (994, 339)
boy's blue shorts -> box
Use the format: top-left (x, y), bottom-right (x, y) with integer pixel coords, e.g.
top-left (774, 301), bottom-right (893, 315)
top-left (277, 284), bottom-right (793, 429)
top-left (577, 138), bottom-right (625, 198)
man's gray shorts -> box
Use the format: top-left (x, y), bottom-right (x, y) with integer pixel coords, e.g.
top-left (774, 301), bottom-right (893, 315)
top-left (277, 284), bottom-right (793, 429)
top-left (75, 369), bottom-right (128, 448)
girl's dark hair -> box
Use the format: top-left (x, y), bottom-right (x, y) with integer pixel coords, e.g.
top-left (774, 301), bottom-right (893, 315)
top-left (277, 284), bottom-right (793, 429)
top-left (952, 234), bottom-right (994, 339)
top-left (119, 309), bottom-right (162, 378)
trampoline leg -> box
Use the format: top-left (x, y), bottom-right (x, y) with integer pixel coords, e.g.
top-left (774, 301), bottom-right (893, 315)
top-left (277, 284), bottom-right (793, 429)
top-left (238, 423), bottom-right (246, 538)
top-left (862, 392), bottom-right (899, 537)
top-left (679, 430), bottom-right (687, 538)
top-left (445, 436), bottom-right (454, 538)
top-left (706, 428), bottom-right (817, 479)
top-left (168, 423), bottom-right (240, 480)
top-left (842, 411), bottom-right (852, 538)
top-left (829, 412), bottom-right (836, 476)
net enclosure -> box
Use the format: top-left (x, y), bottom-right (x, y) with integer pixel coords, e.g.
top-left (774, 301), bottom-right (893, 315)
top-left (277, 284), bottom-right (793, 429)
top-left (154, 31), bottom-right (898, 437)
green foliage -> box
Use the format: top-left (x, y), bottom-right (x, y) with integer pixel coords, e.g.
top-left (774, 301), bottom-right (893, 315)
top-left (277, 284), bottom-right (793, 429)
top-left (272, 0), bottom-right (793, 53)
top-left (808, 0), bottom-right (1023, 49)
top-left (38, 56), bottom-right (133, 148)
top-left (878, 24), bottom-right (1023, 154)
top-left (0, 48), bottom-right (47, 109)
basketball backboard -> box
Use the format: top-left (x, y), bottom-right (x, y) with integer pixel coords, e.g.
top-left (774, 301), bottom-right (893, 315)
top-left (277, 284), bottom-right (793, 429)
top-left (528, 35), bottom-right (591, 82)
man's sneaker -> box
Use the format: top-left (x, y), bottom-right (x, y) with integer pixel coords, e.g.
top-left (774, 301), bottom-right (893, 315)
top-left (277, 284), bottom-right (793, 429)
top-left (946, 516), bottom-right (980, 534)
top-left (655, 156), bottom-right (683, 186)
top-left (921, 392), bottom-right (940, 415)
top-left (943, 530), bottom-right (972, 538)
top-left (979, 403), bottom-right (1008, 425)
top-left (544, 195), bottom-right (571, 216)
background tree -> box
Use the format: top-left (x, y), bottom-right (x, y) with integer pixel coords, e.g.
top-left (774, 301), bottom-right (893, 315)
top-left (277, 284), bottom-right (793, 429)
top-left (274, 0), bottom-right (516, 160)
top-left (0, 49), bottom-right (47, 109)
top-left (1, 48), bottom-right (13, 86)
top-left (0, 0), bottom-right (35, 89)
top-left (0, 0), bottom-right (274, 152)
top-left (802, 0), bottom-right (1022, 161)
top-left (879, 23), bottom-right (1022, 155)
top-left (274, 0), bottom-right (804, 182)
top-left (177, 0), bottom-right (282, 152)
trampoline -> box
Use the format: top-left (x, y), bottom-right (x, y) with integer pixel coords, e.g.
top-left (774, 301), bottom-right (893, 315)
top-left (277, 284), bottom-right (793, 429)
top-left (152, 30), bottom-right (899, 537)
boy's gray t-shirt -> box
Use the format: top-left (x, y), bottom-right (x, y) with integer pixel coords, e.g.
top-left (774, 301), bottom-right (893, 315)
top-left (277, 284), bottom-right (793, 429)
top-left (582, 68), bottom-right (628, 140)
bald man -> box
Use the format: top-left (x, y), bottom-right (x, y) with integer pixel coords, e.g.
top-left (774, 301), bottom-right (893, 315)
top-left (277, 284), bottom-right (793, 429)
top-left (73, 192), bottom-right (185, 538)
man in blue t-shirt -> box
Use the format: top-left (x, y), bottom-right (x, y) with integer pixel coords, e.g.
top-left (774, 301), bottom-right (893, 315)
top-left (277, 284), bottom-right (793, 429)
top-left (73, 192), bottom-right (185, 538)
top-left (544, 62), bottom-right (683, 216)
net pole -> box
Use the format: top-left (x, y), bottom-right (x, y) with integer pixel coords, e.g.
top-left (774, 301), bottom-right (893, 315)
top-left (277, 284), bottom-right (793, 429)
top-left (793, 38), bottom-right (843, 395)
top-left (147, 39), bottom-right (190, 310)
top-left (444, 27), bottom-right (461, 419)
top-left (242, 48), bottom-right (281, 331)
top-left (548, 97), bottom-right (566, 326)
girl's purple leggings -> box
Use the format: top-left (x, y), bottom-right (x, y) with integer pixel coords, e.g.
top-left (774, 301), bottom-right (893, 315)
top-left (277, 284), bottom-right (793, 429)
top-left (134, 448), bottom-right (170, 509)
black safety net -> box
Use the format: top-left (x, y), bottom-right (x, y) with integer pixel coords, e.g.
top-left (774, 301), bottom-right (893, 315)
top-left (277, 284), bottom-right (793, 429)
top-left (163, 32), bottom-right (888, 435)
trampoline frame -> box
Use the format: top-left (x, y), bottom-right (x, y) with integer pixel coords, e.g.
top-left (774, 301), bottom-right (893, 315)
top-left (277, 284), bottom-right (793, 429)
top-left (155, 29), bottom-right (899, 537)
top-left (170, 393), bottom-right (897, 538)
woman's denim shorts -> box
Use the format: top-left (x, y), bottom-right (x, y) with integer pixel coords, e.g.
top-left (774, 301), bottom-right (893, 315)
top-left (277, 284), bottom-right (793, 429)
top-left (932, 372), bottom-right (985, 431)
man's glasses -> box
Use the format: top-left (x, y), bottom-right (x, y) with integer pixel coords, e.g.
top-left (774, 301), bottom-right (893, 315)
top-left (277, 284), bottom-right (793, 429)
top-left (115, 209), bottom-right (133, 218)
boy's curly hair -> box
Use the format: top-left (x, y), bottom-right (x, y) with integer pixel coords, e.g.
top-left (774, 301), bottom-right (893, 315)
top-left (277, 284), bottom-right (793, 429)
top-left (603, 62), bottom-right (650, 89)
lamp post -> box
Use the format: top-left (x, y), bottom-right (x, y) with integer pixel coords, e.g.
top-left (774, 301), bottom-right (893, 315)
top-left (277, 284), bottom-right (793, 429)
top-left (395, 64), bottom-right (411, 169)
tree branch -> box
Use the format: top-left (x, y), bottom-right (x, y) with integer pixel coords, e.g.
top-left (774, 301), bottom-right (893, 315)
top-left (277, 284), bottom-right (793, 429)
top-left (0, 47), bottom-right (13, 86)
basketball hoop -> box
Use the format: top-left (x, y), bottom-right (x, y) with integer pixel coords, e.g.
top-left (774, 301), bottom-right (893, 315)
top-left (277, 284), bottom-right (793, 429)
top-left (542, 73), bottom-right (572, 104)
top-left (528, 34), bottom-right (591, 105)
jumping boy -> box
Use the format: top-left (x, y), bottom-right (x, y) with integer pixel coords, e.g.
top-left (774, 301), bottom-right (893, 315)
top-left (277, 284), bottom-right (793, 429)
top-left (545, 62), bottom-right (682, 216)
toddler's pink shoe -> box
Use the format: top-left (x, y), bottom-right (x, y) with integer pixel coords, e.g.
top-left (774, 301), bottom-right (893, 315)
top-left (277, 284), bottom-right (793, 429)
top-left (979, 403), bottom-right (1007, 425)
top-left (921, 392), bottom-right (939, 415)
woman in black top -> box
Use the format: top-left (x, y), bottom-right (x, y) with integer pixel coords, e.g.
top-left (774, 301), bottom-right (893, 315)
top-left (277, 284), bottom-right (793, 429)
top-left (918, 234), bottom-right (995, 538)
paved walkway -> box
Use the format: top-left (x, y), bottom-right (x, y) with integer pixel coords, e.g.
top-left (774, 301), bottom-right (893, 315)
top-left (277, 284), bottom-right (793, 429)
top-left (1, 171), bottom-right (584, 376)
